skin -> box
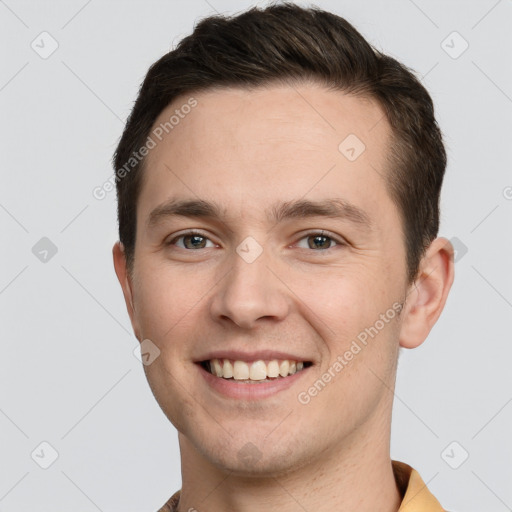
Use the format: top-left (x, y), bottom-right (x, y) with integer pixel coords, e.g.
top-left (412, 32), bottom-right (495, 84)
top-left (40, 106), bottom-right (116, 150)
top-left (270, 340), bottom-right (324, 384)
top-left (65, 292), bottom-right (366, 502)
top-left (113, 83), bottom-right (454, 512)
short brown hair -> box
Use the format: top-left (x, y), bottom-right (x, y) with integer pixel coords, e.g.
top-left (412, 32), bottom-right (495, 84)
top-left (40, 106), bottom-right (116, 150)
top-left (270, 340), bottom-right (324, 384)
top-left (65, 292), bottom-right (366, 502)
top-left (113, 2), bottom-right (446, 284)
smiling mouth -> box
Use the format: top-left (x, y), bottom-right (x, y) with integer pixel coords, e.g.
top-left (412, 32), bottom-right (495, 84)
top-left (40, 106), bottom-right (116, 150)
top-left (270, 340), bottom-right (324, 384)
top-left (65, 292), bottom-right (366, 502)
top-left (199, 358), bottom-right (313, 383)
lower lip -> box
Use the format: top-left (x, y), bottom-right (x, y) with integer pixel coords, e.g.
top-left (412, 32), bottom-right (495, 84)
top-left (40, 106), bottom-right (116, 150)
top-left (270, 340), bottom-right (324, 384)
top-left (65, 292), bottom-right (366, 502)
top-left (196, 363), bottom-right (310, 400)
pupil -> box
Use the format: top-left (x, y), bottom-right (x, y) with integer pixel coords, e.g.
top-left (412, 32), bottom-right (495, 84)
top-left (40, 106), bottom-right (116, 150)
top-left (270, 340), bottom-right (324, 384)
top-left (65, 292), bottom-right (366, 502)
top-left (186, 235), bottom-right (205, 249)
top-left (310, 235), bottom-right (330, 249)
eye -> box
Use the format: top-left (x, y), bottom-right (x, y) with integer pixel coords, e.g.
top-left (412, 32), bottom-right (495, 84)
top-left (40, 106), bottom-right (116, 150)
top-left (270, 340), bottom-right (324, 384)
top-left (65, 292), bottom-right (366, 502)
top-left (166, 230), bottom-right (344, 251)
top-left (295, 231), bottom-right (344, 251)
top-left (167, 231), bottom-right (216, 250)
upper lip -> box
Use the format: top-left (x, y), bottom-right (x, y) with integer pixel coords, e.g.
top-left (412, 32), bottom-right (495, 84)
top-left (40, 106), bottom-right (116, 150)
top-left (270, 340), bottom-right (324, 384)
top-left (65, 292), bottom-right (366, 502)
top-left (195, 350), bottom-right (312, 363)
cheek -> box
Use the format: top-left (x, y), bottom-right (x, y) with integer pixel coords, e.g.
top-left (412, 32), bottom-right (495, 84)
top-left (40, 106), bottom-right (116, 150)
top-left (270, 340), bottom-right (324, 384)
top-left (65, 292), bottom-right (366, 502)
top-left (291, 263), bottom-right (401, 372)
top-left (132, 260), bottom-right (209, 342)
top-left (292, 265), bottom-right (386, 335)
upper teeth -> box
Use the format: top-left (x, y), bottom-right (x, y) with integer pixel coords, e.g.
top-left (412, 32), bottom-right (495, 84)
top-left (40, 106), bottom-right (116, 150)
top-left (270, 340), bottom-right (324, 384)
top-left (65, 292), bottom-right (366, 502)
top-left (209, 359), bottom-right (305, 380)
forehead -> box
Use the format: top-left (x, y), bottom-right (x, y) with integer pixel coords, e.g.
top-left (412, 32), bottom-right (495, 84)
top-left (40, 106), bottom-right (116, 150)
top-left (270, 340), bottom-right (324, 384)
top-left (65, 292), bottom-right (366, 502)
top-left (146, 83), bottom-right (388, 163)
top-left (139, 83), bottom-right (394, 227)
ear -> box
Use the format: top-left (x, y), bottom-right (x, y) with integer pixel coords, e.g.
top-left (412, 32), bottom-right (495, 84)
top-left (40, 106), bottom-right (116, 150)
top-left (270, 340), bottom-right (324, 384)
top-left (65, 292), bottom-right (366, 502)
top-left (112, 241), bottom-right (141, 341)
top-left (399, 237), bottom-right (455, 349)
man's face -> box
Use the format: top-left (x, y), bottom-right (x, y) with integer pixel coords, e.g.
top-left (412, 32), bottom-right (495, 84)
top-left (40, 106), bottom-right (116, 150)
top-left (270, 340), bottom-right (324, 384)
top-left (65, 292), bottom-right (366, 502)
top-left (119, 83), bottom-right (411, 475)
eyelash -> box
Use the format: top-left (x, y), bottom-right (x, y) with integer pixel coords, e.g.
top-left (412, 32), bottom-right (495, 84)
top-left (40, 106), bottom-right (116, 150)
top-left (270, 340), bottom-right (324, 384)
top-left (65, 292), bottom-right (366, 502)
top-left (166, 230), bottom-right (345, 251)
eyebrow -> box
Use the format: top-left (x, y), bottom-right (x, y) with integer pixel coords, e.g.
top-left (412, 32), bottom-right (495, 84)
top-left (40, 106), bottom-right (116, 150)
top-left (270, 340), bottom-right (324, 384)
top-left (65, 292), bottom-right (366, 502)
top-left (147, 197), bottom-right (373, 230)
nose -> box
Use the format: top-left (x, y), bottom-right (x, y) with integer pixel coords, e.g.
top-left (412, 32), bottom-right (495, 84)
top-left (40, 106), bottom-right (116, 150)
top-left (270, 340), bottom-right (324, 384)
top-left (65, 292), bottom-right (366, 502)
top-left (209, 246), bottom-right (290, 329)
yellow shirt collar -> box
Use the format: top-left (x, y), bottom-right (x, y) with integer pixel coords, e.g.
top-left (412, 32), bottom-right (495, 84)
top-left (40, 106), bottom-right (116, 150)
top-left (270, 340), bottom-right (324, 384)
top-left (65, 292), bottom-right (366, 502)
top-left (393, 460), bottom-right (446, 511)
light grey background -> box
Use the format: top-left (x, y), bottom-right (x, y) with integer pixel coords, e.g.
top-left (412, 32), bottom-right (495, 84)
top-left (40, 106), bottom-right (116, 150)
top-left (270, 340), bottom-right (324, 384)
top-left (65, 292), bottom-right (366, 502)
top-left (0, 0), bottom-right (511, 510)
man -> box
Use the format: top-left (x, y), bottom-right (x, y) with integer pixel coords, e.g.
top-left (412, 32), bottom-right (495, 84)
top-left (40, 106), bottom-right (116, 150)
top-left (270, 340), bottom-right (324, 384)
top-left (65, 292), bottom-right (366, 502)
top-left (112, 3), bottom-right (454, 511)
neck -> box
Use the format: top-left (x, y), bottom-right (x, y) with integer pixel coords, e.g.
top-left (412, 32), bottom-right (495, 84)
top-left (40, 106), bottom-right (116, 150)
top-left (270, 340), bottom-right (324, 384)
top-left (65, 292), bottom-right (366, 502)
top-left (176, 410), bottom-right (402, 512)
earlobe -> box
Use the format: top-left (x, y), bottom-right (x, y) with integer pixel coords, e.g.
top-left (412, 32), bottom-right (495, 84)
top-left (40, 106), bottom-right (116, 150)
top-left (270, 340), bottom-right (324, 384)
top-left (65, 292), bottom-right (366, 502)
top-left (398, 237), bottom-right (455, 349)
top-left (112, 241), bottom-right (141, 340)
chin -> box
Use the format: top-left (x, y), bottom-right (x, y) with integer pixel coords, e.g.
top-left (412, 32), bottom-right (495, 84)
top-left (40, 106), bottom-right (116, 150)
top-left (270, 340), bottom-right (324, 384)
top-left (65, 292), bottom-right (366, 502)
top-left (196, 434), bottom-right (311, 478)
